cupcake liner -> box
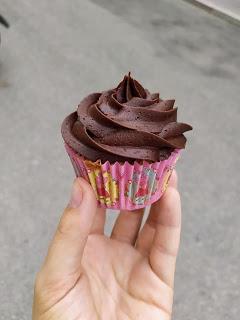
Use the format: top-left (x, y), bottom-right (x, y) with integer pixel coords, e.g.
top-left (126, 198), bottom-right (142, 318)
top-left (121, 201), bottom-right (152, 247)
top-left (65, 144), bottom-right (180, 210)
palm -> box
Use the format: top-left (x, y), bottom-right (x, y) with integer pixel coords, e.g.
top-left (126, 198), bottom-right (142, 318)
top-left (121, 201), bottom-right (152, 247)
top-left (45, 234), bottom-right (173, 320)
top-left (34, 176), bottom-right (181, 320)
top-left (83, 234), bottom-right (172, 319)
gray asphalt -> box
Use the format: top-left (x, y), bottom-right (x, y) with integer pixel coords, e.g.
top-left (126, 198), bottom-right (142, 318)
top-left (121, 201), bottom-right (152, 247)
top-left (0, 1), bottom-right (239, 319)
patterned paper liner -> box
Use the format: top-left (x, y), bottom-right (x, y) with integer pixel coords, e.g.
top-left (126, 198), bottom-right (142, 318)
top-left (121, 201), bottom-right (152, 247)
top-left (65, 144), bottom-right (180, 210)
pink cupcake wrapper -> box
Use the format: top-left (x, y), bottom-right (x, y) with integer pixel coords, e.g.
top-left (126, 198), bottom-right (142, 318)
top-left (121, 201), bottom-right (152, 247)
top-left (65, 144), bottom-right (180, 210)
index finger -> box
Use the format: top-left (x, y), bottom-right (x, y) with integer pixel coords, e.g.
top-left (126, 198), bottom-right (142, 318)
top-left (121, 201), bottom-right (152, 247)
top-left (148, 186), bottom-right (181, 288)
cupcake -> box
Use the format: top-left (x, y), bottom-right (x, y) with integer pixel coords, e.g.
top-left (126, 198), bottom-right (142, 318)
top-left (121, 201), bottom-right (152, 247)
top-left (61, 73), bottom-right (192, 210)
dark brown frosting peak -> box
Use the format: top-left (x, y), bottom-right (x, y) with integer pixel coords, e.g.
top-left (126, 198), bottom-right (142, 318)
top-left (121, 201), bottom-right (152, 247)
top-left (61, 73), bottom-right (192, 163)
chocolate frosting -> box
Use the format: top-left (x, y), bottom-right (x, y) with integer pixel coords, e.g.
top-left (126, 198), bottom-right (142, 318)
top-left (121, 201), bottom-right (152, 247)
top-left (61, 73), bottom-right (192, 163)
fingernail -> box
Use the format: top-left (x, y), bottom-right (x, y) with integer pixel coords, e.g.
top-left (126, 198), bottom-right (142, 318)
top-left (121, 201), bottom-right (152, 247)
top-left (69, 179), bottom-right (82, 208)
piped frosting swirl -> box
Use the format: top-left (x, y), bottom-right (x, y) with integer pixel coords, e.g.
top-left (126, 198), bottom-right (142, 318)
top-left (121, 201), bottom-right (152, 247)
top-left (61, 73), bottom-right (192, 163)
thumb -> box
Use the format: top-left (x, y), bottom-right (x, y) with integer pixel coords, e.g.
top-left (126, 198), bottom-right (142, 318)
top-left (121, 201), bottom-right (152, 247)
top-left (42, 177), bottom-right (97, 280)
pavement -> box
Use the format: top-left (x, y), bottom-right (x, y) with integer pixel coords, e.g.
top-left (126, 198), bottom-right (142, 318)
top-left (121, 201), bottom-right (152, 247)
top-left (0, 0), bottom-right (239, 319)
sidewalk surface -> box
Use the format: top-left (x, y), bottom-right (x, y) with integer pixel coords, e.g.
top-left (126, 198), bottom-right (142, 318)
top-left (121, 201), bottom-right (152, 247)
top-left (0, 1), bottom-right (239, 319)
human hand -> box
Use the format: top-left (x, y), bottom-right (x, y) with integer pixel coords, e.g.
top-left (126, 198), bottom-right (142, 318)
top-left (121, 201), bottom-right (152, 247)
top-left (33, 171), bottom-right (181, 320)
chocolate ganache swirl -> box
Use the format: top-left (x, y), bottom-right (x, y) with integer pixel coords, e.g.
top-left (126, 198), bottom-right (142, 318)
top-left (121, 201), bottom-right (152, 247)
top-left (61, 73), bottom-right (192, 163)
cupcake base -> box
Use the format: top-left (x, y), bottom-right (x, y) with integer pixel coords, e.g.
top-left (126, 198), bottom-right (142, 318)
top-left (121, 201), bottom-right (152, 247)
top-left (65, 144), bottom-right (180, 210)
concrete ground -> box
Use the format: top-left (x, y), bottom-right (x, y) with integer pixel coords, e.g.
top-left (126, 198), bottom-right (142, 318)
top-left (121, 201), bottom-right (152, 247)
top-left (0, 0), bottom-right (239, 319)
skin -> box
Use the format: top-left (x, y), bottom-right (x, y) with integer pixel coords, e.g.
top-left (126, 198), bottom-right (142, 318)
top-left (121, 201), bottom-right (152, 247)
top-left (33, 170), bottom-right (181, 320)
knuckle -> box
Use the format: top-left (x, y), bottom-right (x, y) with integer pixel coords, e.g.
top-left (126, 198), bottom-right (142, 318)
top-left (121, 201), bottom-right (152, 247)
top-left (34, 270), bottom-right (45, 292)
top-left (85, 188), bottom-right (98, 205)
top-left (57, 210), bottom-right (74, 236)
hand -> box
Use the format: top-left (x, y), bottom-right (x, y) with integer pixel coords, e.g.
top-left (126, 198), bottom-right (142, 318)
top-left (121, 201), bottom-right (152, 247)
top-left (33, 171), bottom-right (181, 320)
